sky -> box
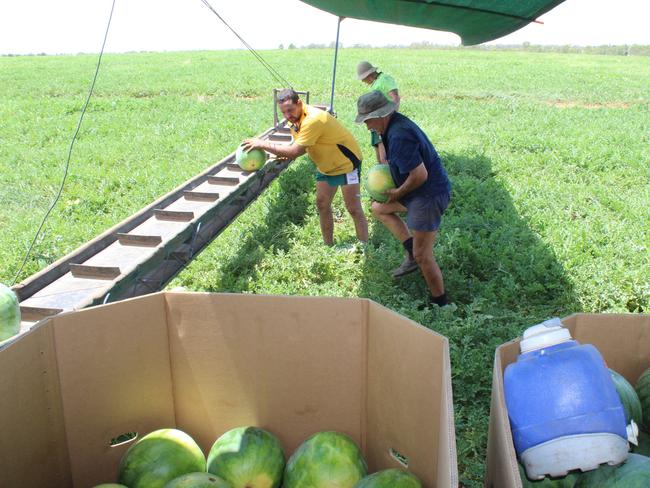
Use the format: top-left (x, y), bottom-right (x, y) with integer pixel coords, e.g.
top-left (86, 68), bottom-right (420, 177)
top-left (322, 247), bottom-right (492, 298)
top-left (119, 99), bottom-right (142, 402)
top-left (1, 0), bottom-right (649, 55)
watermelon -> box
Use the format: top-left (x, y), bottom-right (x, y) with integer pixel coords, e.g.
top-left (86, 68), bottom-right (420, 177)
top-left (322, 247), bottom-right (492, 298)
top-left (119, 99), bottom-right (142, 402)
top-left (235, 145), bottom-right (266, 172)
top-left (364, 164), bottom-right (395, 203)
top-left (0, 283), bottom-right (20, 341)
top-left (353, 468), bottom-right (422, 487)
top-left (610, 369), bottom-right (643, 426)
top-left (163, 472), bottom-right (232, 488)
top-left (207, 426), bottom-right (284, 488)
top-left (283, 431), bottom-right (367, 488)
top-left (118, 429), bottom-right (206, 488)
top-left (574, 453), bottom-right (650, 487)
top-left (518, 463), bottom-right (580, 487)
top-left (632, 430), bottom-right (650, 457)
top-left (636, 367), bottom-right (650, 431)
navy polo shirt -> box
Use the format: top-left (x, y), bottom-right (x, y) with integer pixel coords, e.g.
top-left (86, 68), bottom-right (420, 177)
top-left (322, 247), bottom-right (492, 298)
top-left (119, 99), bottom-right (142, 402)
top-left (383, 112), bottom-right (451, 203)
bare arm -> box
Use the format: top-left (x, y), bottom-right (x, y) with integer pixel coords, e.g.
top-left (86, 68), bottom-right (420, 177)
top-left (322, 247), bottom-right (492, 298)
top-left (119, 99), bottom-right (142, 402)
top-left (386, 162), bottom-right (427, 203)
top-left (388, 89), bottom-right (400, 111)
top-left (242, 138), bottom-right (306, 160)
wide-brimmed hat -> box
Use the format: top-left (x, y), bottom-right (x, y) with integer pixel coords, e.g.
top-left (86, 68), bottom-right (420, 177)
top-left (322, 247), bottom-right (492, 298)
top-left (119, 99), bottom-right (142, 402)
top-left (356, 61), bottom-right (378, 80)
top-left (355, 90), bottom-right (396, 123)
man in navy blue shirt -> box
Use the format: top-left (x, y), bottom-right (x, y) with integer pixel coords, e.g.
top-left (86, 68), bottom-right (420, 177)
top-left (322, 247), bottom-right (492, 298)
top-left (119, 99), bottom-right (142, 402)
top-left (356, 90), bottom-right (451, 307)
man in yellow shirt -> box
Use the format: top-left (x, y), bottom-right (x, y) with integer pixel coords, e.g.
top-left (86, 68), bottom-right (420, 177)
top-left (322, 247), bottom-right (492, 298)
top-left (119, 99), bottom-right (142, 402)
top-left (242, 89), bottom-right (368, 246)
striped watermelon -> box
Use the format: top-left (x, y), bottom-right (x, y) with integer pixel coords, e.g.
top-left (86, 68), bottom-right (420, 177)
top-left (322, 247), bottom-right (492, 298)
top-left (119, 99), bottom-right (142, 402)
top-left (284, 431), bottom-right (367, 488)
top-left (636, 367), bottom-right (650, 431)
top-left (207, 426), bottom-right (285, 488)
top-left (118, 429), bottom-right (206, 488)
top-left (235, 146), bottom-right (266, 172)
top-left (632, 430), bottom-right (650, 457)
top-left (609, 369), bottom-right (643, 426)
top-left (0, 283), bottom-right (21, 342)
top-left (574, 453), bottom-right (650, 487)
top-left (353, 469), bottom-right (422, 487)
top-left (163, 472), bottom-right (231, 487)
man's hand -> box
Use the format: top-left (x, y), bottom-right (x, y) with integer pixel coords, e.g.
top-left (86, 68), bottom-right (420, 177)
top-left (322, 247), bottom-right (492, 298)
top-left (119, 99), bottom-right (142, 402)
top-left (384, 188), bottom-right (401, 204)
top-left (242, 137), bottom-right (305, 160)
top-left (242, 138), bottom-right (264, 152)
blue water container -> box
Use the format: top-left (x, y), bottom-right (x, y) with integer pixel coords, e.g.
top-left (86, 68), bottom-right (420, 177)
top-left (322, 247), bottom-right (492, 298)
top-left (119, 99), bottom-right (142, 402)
top-left (504, 318), bottom-right (634, 479)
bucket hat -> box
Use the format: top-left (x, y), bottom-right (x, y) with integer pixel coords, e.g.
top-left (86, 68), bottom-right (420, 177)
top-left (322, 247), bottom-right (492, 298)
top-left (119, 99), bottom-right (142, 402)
top-left (357, 61), bottom-right (378, 80)
top-left (355, 90), bottom-right (396, 123)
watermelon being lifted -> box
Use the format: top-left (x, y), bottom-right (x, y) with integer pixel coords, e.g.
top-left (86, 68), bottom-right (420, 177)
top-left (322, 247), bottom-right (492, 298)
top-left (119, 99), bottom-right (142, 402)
top-left (118, 429), bottom-right (206, 488)
top-left (236, 145), bottom-right (266, 172)
top-left (0, 283), bottom-right (20, 342)
top-left (365, 164), bottom-right (396, 203)
top-left (283, 431), bottom-right (367, 488)
top-left (207, 426), bottom-right (284, 488)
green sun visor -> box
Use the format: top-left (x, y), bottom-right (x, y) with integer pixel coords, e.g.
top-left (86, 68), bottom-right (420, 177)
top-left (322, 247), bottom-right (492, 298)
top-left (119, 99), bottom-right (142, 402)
top-left (300, 0), bottom-right (566, 45)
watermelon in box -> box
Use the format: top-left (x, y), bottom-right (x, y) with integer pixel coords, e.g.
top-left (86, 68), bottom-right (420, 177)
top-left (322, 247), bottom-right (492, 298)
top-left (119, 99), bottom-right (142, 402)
top-left (118, 429), bottom-right (206, 488)
top-left (610, 369), bottom-right (643, 426)
top-left (163, 472), bottom-right (231, 488)
top-left (574, 453), bottom-right (650, 487)
top-left (354, 468), bottom-right (422, 487)
top-left (207, 426), bottom-right (284, 488)
top-left (284, 431), bottom-right (367, 488)
top-left (636, 367), bottom-right (650, 431)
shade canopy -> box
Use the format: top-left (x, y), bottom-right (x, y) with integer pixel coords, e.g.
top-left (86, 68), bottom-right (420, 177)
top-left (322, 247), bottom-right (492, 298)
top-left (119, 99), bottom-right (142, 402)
top-left (300, 0), bottom-right (566, 45)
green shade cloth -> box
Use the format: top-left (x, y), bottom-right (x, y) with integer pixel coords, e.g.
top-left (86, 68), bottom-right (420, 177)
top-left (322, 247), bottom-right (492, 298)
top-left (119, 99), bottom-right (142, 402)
top-left (300, 0), bottom-right (566, 45)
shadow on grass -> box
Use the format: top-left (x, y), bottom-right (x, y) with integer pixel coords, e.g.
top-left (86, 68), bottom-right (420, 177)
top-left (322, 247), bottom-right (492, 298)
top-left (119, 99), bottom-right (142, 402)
top-left (357, 152), bottom-right (579, 487)
top-left (214, 160), bottom-right (314, 292)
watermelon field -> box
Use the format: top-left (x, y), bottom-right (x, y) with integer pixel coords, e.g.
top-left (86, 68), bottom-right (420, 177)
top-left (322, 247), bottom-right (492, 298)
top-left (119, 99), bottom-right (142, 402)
top-left (1, 48), bottom-right (649, 486)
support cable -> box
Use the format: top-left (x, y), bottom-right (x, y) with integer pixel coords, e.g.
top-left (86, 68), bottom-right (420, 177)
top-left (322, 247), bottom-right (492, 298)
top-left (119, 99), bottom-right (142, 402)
top-left (198, 0), bottom-right (293, 88)
top-left (12, 0), bottom-right (117, 286)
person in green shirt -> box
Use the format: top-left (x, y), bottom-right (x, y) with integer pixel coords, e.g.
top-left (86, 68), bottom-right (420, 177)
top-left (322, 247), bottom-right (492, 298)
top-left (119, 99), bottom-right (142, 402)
top-left (357, 61), bottom-right (400, 163)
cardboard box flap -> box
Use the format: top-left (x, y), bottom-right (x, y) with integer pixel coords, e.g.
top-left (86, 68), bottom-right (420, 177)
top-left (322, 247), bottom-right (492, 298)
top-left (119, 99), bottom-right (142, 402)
top-left (164, 292), bottom-right (366, 455)
top-left (563, 313), bottom-right (650, 382)
top-left (436, 343), bottom-right (459, 488)
top-left (0, 323), bottom-right (70, 487)
top-left (366, 301), bottom-right (457, 488)
top-left (485, 345), bottom-right (520, 488)
top-left (53, 292), bottom-right (175, 487)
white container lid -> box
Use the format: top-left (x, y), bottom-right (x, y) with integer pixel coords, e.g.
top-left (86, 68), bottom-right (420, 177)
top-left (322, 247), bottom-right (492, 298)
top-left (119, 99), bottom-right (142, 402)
top-left (520, 317), bottom-right (573, 353)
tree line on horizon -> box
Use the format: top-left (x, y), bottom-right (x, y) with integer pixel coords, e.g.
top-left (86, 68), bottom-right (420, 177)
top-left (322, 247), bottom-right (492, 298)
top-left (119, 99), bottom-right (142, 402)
top-left (3, 43), bottom-right (650, 57)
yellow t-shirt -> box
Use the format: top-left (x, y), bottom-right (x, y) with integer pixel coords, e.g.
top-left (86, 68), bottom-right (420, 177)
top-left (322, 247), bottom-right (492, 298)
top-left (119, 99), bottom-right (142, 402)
top-left (291, 104), bottom-right (363, 176)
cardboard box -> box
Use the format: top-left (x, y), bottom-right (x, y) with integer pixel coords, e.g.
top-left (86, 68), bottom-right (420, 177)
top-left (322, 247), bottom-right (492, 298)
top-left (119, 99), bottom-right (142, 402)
top-left (0, 292), bottom-right (458, 487)
top-left (485, 313), bottom-right (650, 488)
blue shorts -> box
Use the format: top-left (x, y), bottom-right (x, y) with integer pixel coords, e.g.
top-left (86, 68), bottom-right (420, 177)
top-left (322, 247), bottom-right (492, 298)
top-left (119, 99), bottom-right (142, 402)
top-left (402, 192), bottom-right (450, 232)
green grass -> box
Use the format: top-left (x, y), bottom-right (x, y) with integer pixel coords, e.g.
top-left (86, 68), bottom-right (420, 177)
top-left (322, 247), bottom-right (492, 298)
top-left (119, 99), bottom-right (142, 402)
top-left (1, 48), bottom-right (649, 486)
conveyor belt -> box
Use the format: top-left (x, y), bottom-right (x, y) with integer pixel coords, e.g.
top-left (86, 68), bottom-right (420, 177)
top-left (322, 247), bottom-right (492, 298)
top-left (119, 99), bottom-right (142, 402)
top-left (12, 124), bottom-right (295, 335)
